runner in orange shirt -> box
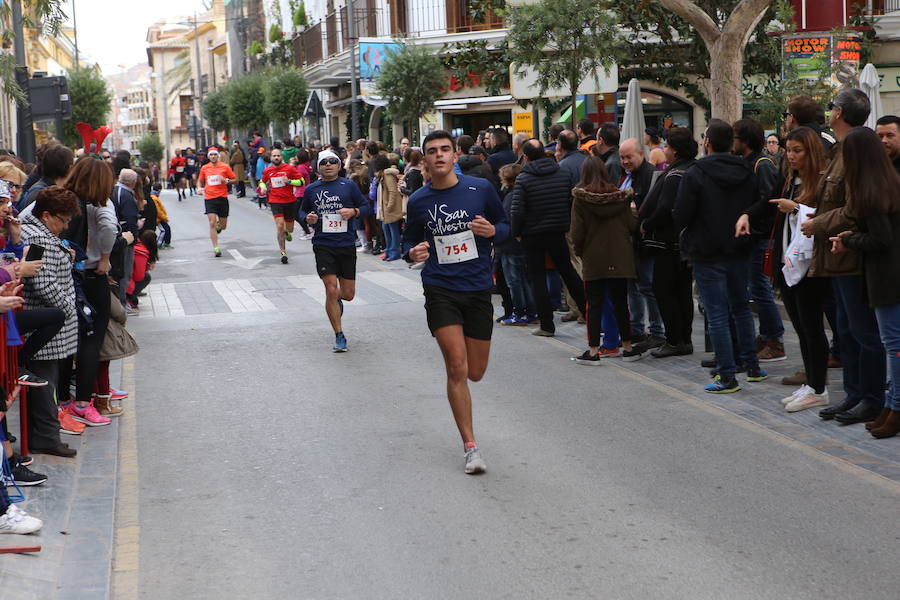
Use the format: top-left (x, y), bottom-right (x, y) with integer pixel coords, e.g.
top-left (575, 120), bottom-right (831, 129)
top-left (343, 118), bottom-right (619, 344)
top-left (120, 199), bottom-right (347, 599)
top-left (198, 147), bottom-right (236, 257)
top-left (169, 150), bottom-right (188, 201)
top-left (259, 148), bottom-right (305, 263)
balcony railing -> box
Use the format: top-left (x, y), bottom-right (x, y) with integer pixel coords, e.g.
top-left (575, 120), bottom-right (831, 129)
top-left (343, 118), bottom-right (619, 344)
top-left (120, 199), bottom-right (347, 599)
top-left (867, 0), bottom-right (900, 14)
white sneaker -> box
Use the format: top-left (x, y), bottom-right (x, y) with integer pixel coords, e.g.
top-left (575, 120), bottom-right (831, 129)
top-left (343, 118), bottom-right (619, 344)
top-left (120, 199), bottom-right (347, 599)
top-left (786, 390), bottom-right (829, 413)
top-left (0, 504), bottom-right (43, 534)
top-left (781, 385), bottom-right (811, 406)
top-left (464, 447), bottom-right (486, 475)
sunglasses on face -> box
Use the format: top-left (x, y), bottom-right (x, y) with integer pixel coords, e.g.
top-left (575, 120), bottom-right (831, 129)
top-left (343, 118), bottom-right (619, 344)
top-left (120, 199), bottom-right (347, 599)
top-left (782, 112), bottom-right (792, 119)
top-left (828, 102), bottom-right (836, 111)
top-left (320, 158), bottom-right (340, 165)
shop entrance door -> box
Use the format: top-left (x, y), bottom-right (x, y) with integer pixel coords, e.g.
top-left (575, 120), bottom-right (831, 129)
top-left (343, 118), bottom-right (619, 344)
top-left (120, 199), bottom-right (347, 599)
top-left (449, 111), bottom-right (512, 138)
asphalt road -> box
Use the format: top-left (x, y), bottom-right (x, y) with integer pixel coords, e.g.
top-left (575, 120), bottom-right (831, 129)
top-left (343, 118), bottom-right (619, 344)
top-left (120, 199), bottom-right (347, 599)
top-left (124, 188), bottom-right (900, 600)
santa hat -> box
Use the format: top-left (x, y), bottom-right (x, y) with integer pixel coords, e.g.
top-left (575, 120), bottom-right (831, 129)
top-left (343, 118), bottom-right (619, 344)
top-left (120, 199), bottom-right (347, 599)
top-left (207, 147), bottom-right (220, 155)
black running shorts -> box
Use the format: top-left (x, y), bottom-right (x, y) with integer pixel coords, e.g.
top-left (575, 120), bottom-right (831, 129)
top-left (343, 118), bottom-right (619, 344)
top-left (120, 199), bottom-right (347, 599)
top-left (423, 284), bottom-right (493, 341)
top-left (204, 197), bottom-right (229, 218)
top-left (269, 201), bottom-right (297, 221)
top-left (314, 245), bottom-right (357, 280)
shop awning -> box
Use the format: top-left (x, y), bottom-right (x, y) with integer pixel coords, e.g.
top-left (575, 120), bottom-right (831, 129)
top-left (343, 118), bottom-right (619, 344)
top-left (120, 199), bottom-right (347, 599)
top-left (557, 99), bottom-right (585, 124)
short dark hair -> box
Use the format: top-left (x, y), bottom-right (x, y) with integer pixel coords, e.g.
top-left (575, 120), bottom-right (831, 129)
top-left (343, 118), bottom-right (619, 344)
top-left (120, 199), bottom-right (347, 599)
top-left (41, 144), bottom-right (73, 180)
top-left (645, 127), bottom-right (660, 144)
top-left (456, 135), bottom-right (474, 154)
top-left (598, 123), bottom-right (620, 147)
top-left (833, 88), bottom-right (871, 127)
top-left (705, 119), bottom-right (734, 153)
top-left (422, 129), bottom-right (455, 152)
top-left (665, 127), bottom-right (698, 161)
top-left (372, 154), bottom-right (390, 173)
top-left (876, 115), bottom-right (900, 129)
top-left (112, 150), bottom-right (131, 176)
top-left (558, 130), bottom-right (579, 152)
top-left (577, 118), bottom-right (595, 136)
top-left (365, 141), bottom-right (380, 156)
top-left (522, 139), bottom-right (546, 162)
top-left (548, 123), bottom-right (565, 141)
top-left (787, 95), bottom-right (820, 124)
top-left (733, 118), bottom-right (765, 153)
top-left (34, 185), bottom-right (81, 218)
top-left (490, 128), bottom-right (509, 146)
top-left (296, 148), bottom-right (310, 163)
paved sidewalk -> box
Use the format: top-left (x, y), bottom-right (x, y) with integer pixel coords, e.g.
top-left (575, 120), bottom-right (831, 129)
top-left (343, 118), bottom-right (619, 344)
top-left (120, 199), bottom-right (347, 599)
top-left (0, 361), bottom-right (124, 600)
top-left (539, 311), bottom-right (900, 483)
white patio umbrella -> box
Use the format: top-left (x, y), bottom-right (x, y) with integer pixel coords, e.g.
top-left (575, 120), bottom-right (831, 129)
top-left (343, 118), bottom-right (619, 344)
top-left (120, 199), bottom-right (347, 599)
top-left (620, 78), bottom-right (647, 153)
top-left (859, 63), bottom-right (884, 130)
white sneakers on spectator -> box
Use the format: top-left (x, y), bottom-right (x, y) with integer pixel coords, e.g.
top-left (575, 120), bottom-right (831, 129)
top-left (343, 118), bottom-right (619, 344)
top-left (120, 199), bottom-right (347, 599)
top-left (781, 385), bottom-right (811, 406)
top-left (0, 504), bottom-right (43, 534)
top-left (786, 389), bottom-right (829, 413)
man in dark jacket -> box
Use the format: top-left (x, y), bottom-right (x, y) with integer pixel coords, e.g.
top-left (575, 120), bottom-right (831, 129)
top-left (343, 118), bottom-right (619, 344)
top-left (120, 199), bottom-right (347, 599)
top-left (733, 118), bottom-right (785, 361)
top-left (596, 123), bottom-right (624, 184)
top-left (510, 139), bottom-right (586, 335)
top-left (458, 148), bottom-right (499, 190)
top-left (557, 130), bottom-right (586, 187)
top-left (785, 95), bottom-right (836, 151)
top-left (673, 119), bottom-right (764, 393)
top-left (486, 129), bottom-right (517, 175)
top-left (876, 115), bottom-right (900, 175)
top-left (619, 138), bottom-right (664, 347)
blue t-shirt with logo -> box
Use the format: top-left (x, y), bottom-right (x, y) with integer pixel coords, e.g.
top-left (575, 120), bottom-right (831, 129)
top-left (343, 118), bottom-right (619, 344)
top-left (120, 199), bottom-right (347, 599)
top-left (402, 174), bottom-right (509, 291)
top-left (299, 177), bottom-right (370, 247)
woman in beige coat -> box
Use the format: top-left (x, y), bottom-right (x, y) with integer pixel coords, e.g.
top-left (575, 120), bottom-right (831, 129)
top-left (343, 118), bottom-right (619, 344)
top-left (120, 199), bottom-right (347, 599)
top-left (374, 155), bottom-right (404, 260)
top-left (230, 142), bottom-right (247, 197)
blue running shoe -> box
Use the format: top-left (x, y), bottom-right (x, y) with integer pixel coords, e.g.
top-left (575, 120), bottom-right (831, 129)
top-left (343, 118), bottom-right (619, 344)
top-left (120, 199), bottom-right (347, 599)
top-left (705, 378), bottom-right (740, 394)
top-left (746, 367), bottom-right (768, 382)
top-left (333, 332), bottom-right (348, 352)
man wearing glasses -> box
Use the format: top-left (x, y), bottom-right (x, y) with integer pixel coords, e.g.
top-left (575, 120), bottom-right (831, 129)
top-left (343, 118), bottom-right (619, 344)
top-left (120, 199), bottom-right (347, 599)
top-left (299, 151), bottom-right (370, 352)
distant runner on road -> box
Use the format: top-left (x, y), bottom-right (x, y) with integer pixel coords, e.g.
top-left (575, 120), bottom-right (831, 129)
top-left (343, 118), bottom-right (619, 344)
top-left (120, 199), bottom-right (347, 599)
top-left (402, 129), bottom-right (509, 475)
top-left (299, 150), bottom-right (370, 352)
top-left (259, 148), bottom-right (305, 264)
top-left (198, 147), bottom-right (236, 258)
top-left (169, 150), bottom-right (187, 201)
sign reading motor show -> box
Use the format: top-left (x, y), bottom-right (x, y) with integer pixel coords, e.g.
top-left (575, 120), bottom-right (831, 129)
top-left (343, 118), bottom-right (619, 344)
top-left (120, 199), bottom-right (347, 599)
top-left (782, 33), bottom-right (861, 87)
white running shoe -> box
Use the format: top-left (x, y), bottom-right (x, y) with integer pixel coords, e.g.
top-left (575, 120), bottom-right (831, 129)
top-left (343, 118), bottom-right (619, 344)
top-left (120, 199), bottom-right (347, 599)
top-left (0, 504), bottom-right (43, 534)
top-left (464, 447), bottom-right (486, 475)
top-left (781, 385), bottom-right (811, 406)
top-left (786, 390), bottom-right (829, 413)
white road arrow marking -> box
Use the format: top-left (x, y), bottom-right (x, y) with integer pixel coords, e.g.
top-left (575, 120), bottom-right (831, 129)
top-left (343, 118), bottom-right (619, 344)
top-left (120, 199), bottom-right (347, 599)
top-left (224, 249), bottom-right (263, 270)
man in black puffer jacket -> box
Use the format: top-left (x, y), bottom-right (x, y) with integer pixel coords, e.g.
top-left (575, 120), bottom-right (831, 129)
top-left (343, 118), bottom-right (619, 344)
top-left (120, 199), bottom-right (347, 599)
top-left (458, 149), bottom-right (499, 191)
top-left (510, 139), bottom-right (586, 335)
top-left (673, 119), bottom-right (763, 394)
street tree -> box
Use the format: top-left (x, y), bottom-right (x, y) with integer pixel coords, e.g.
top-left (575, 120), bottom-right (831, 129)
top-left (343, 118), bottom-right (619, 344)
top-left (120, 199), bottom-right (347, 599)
top-left (657, 0), bottom-right (774, 123)
top-left (224, 73), bottom-right (269, 131)
top-left (138, 132), bottom-right (164, 163)
top-left (263, 67), bottom-right (308, 134)
top-left (63, 67), bottom-right (113, 148)
top-left (375, 43), bottom-right (445, 141)
top-left (505, 0), bottom-right (622, 129)
top-left (0, 0), bottom-right (68, 102)
top-left (203, 86), bottom-right (231, 134)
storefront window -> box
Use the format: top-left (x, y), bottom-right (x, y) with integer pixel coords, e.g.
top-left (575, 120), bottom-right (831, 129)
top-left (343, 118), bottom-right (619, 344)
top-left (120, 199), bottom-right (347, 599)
top-left (615, 89), bottom-right (694, 134)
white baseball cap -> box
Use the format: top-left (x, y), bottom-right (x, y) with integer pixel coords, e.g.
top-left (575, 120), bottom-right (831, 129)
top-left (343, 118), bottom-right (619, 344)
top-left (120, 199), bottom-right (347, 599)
top-left (317, 150), bottom-right (340, 166)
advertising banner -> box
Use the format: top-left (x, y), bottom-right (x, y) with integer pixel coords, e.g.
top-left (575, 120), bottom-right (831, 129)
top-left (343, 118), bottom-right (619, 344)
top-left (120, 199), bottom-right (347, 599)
top-left (782, 33), bottom-right (861, 87)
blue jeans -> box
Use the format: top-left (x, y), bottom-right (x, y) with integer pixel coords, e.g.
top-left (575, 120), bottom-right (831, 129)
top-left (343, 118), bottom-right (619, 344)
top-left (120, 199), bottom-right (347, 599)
top-left (692, 258), bottom-right (759, 381)
top-left (501, 253), bottom-right (536, 317)
top-left (875, 303), bottom-right (900, 411)
top-left (381, 221), bottom-right (401, 260)
top-left (750, 238), bottom-right (785, 340)
top-left (602, 293), bottom-right (621, 349)
top-left (628, 255), bottom-right (664, 337)
top-left (546, 270), bottom-right (563, 310)
top-left (832, 276), bottom-right (885, 409)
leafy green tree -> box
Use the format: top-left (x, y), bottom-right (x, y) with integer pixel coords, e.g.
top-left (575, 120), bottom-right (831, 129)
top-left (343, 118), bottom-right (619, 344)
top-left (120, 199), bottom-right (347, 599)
top-left (375, 43), bottom-right (445, 140)
top-left (263, 67), bottom-right (308, 131)
top-left (0, 0), bottom-right (68, 103)
top-left (203, 86), bottom-right (231, 133)
top-left (63, 67), bottom-right (113, 148)
top-left (505, 0), bottom-right (622, 129)
top-left (138, 132), bottom-right (164, 163)
top-left (224, 73), bottom-right (269, 131)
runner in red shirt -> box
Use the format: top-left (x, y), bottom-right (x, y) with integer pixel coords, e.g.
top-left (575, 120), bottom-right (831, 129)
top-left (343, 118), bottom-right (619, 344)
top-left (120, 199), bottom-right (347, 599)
top-left (198, 147), bottom-right (236, 257)
top-left (169, 150), bottom-right (188, 201)
top-left (260, 147), bottom-right (305, 264)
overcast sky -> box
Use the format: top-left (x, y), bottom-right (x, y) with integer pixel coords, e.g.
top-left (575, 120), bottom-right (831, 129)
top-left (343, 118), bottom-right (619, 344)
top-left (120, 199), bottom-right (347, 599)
top-left (65, 0), bottom-right (210, 74)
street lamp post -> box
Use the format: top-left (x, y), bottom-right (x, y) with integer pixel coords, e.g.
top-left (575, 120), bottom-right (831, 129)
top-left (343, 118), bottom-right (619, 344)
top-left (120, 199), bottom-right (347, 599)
top-left (192, 12), bottom-right (206, 149)
top-left (346, 0), bottom-right (360, 140)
